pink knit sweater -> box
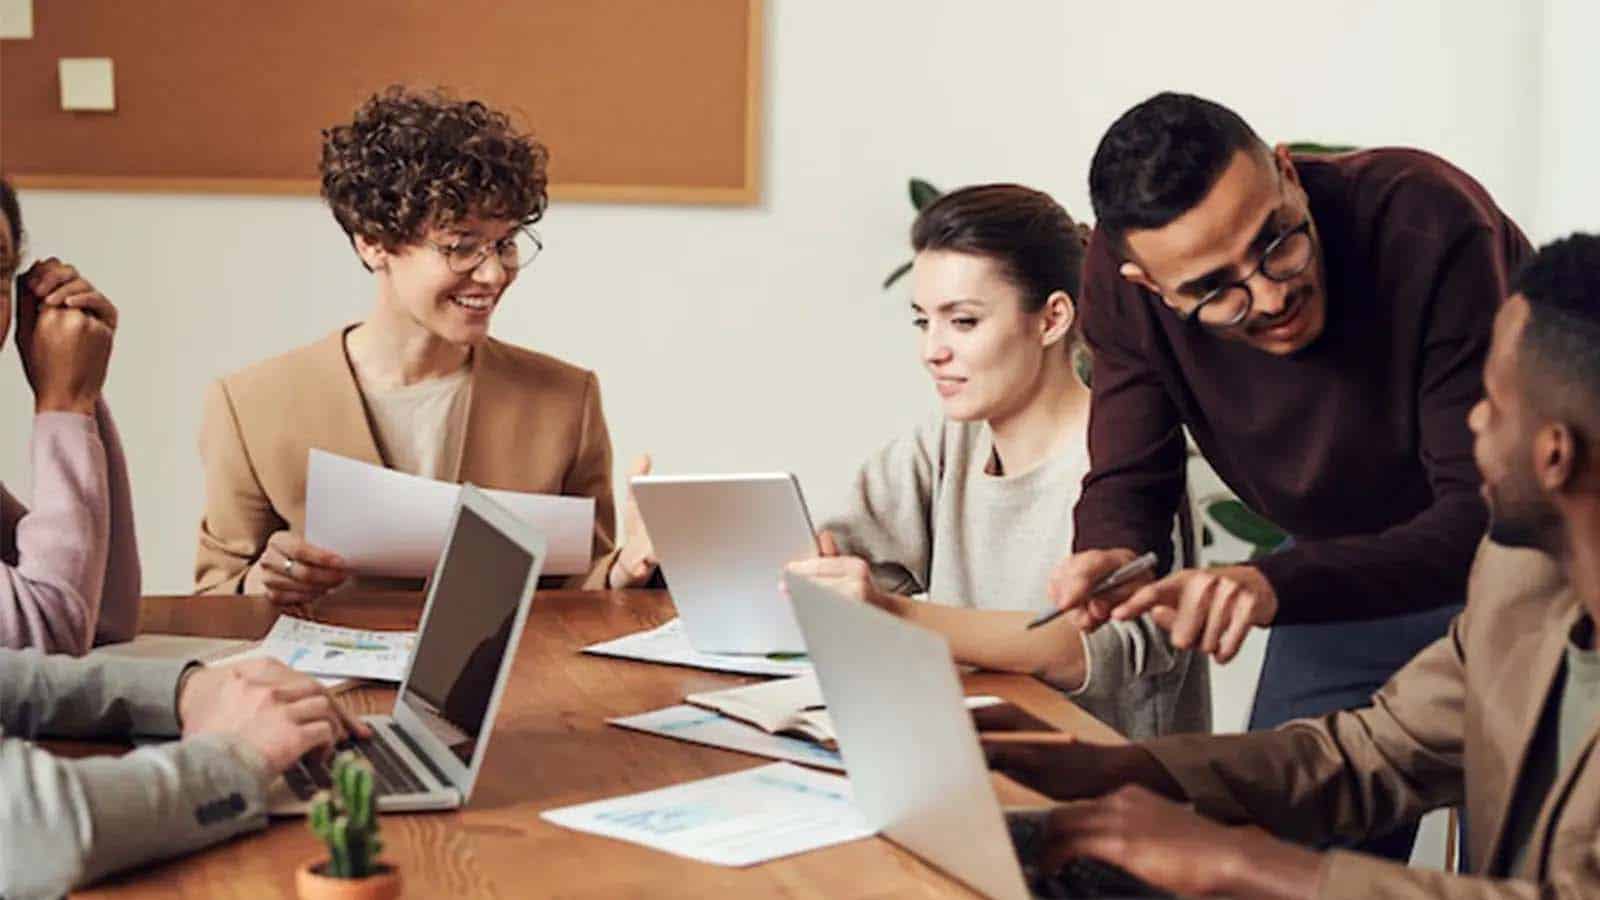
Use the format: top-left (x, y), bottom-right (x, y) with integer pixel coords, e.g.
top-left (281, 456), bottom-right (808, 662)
top-left (0, 402), bottom-right (140, 653)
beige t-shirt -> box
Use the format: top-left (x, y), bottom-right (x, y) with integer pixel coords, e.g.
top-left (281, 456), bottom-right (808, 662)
top-left (353, 367), bottom-right (472, 481)
top-left (821, 416), bottom-right (1210, 740)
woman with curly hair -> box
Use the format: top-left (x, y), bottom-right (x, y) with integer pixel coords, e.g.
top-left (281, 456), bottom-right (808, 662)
top-left (195, 88), bottom-right (647, 601)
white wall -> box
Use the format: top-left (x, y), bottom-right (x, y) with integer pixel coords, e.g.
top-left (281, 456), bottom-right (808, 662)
top-left (1536, 0), bottom-right (1600, 239)
top-left (3, 0), bottom-right (1554, 598)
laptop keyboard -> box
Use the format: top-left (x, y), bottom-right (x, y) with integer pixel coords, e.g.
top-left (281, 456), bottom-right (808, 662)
top-left (1006, 809), bottom-right (1173, 898)
top-left (283, 729), bottom-right (430, 801)
top-left (1030, 858), bottom-right (1171, 899)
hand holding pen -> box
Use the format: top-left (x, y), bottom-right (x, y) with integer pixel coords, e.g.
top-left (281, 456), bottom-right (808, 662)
top-left (1031, 550), bottom-right (1160, 631)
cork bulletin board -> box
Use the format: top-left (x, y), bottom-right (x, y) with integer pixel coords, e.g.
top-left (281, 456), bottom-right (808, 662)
top-left (0, 0), bottom-right (763, 204)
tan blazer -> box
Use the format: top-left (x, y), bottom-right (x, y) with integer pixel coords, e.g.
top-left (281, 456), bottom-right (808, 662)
top-left (1143, 539), bottom-right (1600, 898)
top-left (195, 329), bottom-right (619, 593)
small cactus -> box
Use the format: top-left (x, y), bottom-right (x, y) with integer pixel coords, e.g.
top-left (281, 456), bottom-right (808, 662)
top-left (308, 752), bottom-right (385, 879)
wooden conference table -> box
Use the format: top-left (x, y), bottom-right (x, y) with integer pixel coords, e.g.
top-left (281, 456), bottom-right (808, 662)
top-left (75, 590), bottom-right (1123, 898)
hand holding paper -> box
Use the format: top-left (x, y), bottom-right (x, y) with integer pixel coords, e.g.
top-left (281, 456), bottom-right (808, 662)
top-left (304, 449), bottom-right (594, 578)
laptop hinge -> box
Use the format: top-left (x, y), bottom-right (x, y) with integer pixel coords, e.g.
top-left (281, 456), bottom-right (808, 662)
top-left (389, 720), bottom-right (456, 791)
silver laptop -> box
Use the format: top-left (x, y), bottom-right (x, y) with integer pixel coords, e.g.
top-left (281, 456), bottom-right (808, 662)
top-left (785, 573), bottom-right (1167, 900)
top-left (784, 570), bottom-right (1031, 898)
top-left (269, 484), bottom-right (545, 814)
top-left (631, 473), bottom-right (818, 654)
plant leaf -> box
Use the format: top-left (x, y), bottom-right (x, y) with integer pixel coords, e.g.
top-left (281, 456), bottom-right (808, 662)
top-left (1204, 499), bottom-right (1289, 550)
top-left (909, 178), bottom-right (941, 210)
top-left (882, 259), bottom-right (913, 290)
top-left (1285, 142), bottom-right (1357, 154)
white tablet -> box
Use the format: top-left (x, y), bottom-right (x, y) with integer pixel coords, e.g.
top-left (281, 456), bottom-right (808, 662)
top-left (631, 473), bottom-right (818, 654)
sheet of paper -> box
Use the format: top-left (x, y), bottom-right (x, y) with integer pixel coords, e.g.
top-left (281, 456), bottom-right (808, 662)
top-left (541, 762), bottom-right (872, 866)
top-left (259, 615), bottom-right (415, 682)
top-left (213, 643), bottom-right (353, 693)
top-left (582, 619), bottom-right (813, 677)
top-left (611, 705), bottom-right (846, 771)
top-left (304, 448), bottom-right (594, 577)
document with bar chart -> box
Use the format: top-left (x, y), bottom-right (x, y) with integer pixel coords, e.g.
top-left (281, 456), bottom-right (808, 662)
top-left (259, 615), bottom-right (417, 682)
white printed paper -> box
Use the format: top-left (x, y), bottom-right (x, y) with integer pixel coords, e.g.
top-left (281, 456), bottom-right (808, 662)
top-left (583, 619), bottom-right (812, 677)
top-left (611, 705), bottom-right (846, 771)
top-left (259, 615), bottom-right (415, 682)
top-left (304, 449), bottom-right (593, 577)
top-left (541, 763), bottom-right (872, 866)
top-left (213, 642), bottom-right (352, 692)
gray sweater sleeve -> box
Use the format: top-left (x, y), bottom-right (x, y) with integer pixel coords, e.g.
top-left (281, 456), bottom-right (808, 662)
top-left (0, 650), bottom-right (268, 898)
top-left (820, 424), bottom-right (940, 596)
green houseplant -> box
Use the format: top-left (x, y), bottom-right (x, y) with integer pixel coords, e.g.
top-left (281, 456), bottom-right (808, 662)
top-left (296, 753), bottom-right (401, 900)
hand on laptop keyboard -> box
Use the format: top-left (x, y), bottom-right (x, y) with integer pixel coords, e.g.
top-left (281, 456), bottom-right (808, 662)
top-left (284, 733), bottom-right (427, 800)
top-left (1007, 809), bottom-right (1174, 899)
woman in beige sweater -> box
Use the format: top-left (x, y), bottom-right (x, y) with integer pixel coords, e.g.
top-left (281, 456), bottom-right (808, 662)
top-left (789, 185), bottom-right (1208, 739)
top-left (195, 88), bottom-right (652, 601)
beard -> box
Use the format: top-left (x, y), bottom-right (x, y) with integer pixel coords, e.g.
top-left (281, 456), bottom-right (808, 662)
top-left (1485, 482), bottom-right (1562, 553)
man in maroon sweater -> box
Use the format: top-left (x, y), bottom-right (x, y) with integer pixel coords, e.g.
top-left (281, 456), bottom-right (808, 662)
top-left (1044, 93), bottom-right (1530, 858)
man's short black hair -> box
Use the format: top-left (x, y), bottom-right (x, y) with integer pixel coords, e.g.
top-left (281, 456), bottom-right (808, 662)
top-left (1088, 92), bottom-right (1266, 252)
top-left (1513, 233), bottom-right (1600, 441)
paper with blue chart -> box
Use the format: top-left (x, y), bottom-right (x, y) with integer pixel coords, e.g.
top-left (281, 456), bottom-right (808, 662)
top-left (259, 615), bottom-right (417, 682)
top-left (540, 763), bottom-right (872, 866)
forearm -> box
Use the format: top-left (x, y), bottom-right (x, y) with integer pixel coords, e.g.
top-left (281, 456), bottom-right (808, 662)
top-left (1256, 492), bottom-right (1485, 625)
top-left (0, 650), bottom-right (185, 738)
top-left (195, 379), bottom-right (276, 594)
top-left (0, 735), bottom-right (267, 899)
top-left (1071, 476), bottom-right (1180, 571)
top-left (891, 596), bottom-right (1087, 691)
top-left (565, 370), bottom-right (618, 585)
top-left (1, 413), bottom-right (112, 654)
top-left (1310, 848), bottom-right (1595, 900)
top-left (91, 401), bottom-right (140, 644)
top-left (1214, 836), bottom-right (1327, 900)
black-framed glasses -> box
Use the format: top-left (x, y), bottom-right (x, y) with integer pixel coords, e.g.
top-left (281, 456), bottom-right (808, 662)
top-left (1182, 219), bottom-right (1315, 330)
top-left (426, 228), bottom-right (542, 274)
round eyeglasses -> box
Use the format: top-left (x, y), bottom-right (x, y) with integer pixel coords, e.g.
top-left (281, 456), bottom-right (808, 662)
top-left (427, 228), bottom-right (542, 275)
top-left (1185, 219), bottom-right (1315, 330)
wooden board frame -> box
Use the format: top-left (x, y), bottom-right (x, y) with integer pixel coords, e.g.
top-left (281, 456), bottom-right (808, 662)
top-left (2, 1), bottom-right (764, 206)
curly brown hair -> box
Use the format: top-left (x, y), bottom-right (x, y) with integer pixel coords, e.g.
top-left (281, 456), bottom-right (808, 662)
top-left (320, 86), bottom-right (549, 252)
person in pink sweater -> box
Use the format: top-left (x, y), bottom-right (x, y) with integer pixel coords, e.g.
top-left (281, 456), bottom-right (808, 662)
top-left (0, 176), bottom-right (140, 653)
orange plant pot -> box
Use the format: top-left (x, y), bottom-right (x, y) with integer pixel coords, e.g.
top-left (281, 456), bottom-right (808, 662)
top-left (294, 859), bottom-right (402, 900)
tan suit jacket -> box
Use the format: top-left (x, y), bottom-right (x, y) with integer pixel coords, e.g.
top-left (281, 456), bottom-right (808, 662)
top-left (195, 329), bottom-right (619, 593)
top-left (1142, 540), bottom-right (1599, 897)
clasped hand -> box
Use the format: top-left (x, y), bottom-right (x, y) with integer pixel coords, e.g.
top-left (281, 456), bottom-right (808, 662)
top-left (16, 258), bottom-right (117, 416)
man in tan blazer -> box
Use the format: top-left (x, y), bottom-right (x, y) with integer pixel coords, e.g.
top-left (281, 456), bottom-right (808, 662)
top-left (987, 233), bottom-right (1600, 898)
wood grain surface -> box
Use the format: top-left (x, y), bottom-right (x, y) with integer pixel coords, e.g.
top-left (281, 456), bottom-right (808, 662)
top-left (69, 589), bottom-right (1121, 898)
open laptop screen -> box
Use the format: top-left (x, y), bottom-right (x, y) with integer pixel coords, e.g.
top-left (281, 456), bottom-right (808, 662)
top-left (398, 502), bottom-right (534, 765)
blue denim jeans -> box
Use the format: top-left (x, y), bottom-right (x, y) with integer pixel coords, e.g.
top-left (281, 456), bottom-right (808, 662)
top-left (1248, 603), bottom-right (1462, 862)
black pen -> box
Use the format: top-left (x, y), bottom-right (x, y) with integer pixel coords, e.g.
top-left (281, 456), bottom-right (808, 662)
top-left (1026, 551), bottom-right (1159, 630)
